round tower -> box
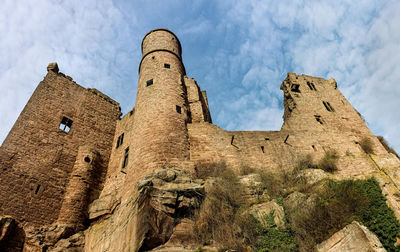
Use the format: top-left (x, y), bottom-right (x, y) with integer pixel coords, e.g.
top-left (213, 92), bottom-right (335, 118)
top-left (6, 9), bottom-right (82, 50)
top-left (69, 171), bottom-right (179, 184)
top-left (131, 29), bottom-right (190, 176)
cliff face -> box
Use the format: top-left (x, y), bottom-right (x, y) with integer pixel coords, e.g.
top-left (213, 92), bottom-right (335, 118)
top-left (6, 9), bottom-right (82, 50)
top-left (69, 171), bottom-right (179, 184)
top-left (1, 29), bottom-right (400, 251)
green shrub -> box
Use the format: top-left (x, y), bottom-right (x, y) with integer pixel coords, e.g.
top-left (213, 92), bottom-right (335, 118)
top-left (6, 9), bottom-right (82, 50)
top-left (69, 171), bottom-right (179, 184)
top-left (360, 137), bottom-right (374, 154)
top-left (377, 136), bottom-right (399, 158)
top-left (317, 149), bottom-right (339, 172)
top-left (251, 212), bottom-right (298, 252)
top-left (288, 180), bottom-right (369, 250)
top-left (288, 178), bottom-right (400, 251)
top-left (359, 178), bottom-right (400, 251)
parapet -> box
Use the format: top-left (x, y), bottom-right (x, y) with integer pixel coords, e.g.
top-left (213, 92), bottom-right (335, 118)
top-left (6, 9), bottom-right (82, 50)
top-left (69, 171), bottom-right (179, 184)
top-left (141, 28), bottom-right (182, 58)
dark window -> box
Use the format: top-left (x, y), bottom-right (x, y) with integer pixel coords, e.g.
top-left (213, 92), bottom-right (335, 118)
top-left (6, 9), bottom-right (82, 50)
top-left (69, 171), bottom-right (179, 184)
top-left (291, 84), bottom-right (300, 92)
top-left (116, 133), bottom-right (124, 148)
top-left (164, 63), bottom-right (170, 69)
top-left (261, 146), bottom-right (265, 153)
top-left (314, 115), bottom-right (324, 124)
top-left (146, 79), bottom-right (153, 87)
top-left (323, 101), bottom-right (335, 112)
top-left (59, 117), bottom-right (73, 133)
top-left (307, 81), bottom-right (317, 91)
top-left (122, 147), bottom-right (129, 169)
top-left (176, 105), bottom-right (182, 114)
top-left (34, 184), bottom-right (41, 194)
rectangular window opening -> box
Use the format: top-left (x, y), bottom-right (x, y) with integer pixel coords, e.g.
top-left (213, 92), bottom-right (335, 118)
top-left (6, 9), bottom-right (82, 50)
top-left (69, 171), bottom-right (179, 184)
top-left (261, 146), bottom-right (265, 153)
top-left (122, 147), bottom-right (129, 169)
top-left (164, 63), bottom-right (170, 69)
top-left (176, 105), bottom-right (182, 114)
top-left (323, 101), bottom-right (334, 112)
top-left (146, 79), bottom-right (153, 87)
top-left (291, 84), bottom-right (301, 93)
top-left (116, 133), bottom-right (124, 148)
top-left (59, 116), bottom-right (73, 133)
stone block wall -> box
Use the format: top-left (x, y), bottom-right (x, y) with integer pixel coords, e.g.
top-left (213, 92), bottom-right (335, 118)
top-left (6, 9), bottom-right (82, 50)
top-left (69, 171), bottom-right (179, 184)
top-left (0, 66), bottom-right (121, 226)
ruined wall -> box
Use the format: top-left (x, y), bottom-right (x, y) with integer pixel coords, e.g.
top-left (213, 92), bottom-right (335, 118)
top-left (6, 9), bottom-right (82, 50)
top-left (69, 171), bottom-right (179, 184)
top-left (0, 65), bottom-right (121, 226)
top-left (188, 73), bottom-right (400, 180)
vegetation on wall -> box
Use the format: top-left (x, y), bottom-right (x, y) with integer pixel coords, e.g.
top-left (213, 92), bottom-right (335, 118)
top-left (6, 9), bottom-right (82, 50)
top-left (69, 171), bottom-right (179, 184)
top-left (360, 137), bottom-right (374, 154)
top-left (377, 136), bottom-right (399, 158)
top-left (193, 161), bottom-right (400, 251)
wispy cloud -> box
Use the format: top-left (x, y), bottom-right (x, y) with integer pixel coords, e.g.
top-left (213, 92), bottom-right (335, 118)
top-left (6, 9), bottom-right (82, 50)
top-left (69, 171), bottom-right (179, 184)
top-left (1, 0), bottom-right (399, 153)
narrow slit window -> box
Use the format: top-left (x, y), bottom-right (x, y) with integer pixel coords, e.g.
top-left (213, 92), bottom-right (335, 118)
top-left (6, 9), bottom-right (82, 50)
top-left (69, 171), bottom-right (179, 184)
top-left (122, 147), bottom-right (129, 169)
top-left (176, 105), bottom-right (182, 114)
top-left (323, 101), bottom-right (334, 112)
top-left (116, 133), bottom-right (124, 148)
top-left (291, 84), bottom-right (301, 92)
top-left (59, 117), bottom-right (73, 133)
top-left (314, 115), bottom-right (323, 125)
top-left (307, 81), bottom-right (317, 91)
top-left (34, 184), bottom-right (41, 194)
top-left (164, 63), bottom-right (170, 69)
top-left (146, 79), bottom-right (153, 87)
top-left (261, 146), bottom-right (265, 153)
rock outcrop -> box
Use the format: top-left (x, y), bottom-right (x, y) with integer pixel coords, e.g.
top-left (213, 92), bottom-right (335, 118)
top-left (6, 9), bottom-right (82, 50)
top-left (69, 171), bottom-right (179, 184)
top-left (316, 221), bottom-right (386, 252)
top-left (85, 168), bottom-right (204, 252)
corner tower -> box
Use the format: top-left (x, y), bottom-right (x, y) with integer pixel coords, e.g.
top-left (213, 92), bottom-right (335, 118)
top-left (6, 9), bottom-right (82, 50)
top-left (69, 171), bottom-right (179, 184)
top-left (132, 29), bottom-right (190, 174)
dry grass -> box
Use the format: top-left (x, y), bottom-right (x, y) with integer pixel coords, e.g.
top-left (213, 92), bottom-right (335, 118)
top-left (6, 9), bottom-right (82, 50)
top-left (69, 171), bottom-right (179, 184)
top-left (377, 136), bottom-right (399, 158)
top-left (193, 163), bottom-right (251, 250)
top-left (360, 137), bottom-right (374, 154)
top-left (318, 149), bottom-right (339, 173)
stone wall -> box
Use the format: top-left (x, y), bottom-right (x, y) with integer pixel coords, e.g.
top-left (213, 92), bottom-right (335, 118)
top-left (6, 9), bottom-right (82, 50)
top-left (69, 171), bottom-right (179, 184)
top-left (0, 66), bottom-right (121, 226)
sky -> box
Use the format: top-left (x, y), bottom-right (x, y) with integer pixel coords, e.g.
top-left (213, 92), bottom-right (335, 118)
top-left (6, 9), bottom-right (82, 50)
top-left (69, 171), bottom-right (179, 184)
top-left (1, 0), bottom-right (400, 153)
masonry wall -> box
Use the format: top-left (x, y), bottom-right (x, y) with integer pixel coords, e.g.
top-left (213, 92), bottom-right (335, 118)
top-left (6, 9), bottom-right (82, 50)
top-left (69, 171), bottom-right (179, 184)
top-left (0, 68), bottom-right (121, 226)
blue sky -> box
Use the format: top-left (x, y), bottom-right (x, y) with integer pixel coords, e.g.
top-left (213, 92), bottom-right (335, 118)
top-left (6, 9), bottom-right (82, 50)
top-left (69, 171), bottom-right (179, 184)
top-left (1, 0), bottom-right (400, 153)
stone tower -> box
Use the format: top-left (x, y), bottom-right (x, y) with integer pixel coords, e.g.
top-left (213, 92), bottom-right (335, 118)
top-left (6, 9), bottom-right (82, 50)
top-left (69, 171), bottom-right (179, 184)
top-left (131, 29), bottom-right (191, 174)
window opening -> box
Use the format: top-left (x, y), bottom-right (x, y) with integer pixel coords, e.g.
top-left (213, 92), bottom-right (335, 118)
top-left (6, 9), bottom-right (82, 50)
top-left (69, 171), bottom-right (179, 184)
top-left (59, 117), bottom-right (73, 133)
top-left (176, 105), bottom-right (182, 114)
top-left (152, 56), bottom-right (155, 59)
top-left (314, 115), bottom-right (323, 125)
top-left (291, 84), bottom-right (300, 93)
top-left (34, 184), bottom-right (41, 194)
top-left (164, 63), bottom-right (170, 69)
top-left (122, 147), bottom-right (129, 169)
top-left (261, 146), bottom-right (265, 153)
top-left (312, 145), bottom-right (317, 151)
top-left (323, 101), bottom-right (335, 112)
top-left (307, 81), bottom-right (317, 91)
top-left (84, 156), bottom-right (91, 163)
top-left (146, 79), bottom-right (153, 87)
top-left (265, 137), bottom-right (270, 141)
top-left (116, 133), bottom-right (124, 148)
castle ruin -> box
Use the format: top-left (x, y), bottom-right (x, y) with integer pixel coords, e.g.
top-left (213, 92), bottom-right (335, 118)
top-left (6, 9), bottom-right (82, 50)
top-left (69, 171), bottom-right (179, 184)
top-left (1, 28), bottom-right (400, 251)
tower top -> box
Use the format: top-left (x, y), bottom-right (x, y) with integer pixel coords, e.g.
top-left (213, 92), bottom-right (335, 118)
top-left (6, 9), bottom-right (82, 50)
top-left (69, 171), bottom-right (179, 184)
top-left (141, 28), bottom-right (182, 58)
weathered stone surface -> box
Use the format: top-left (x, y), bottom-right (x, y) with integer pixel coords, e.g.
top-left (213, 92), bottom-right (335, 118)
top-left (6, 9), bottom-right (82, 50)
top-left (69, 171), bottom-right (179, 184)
top-left (48, 231), bottom-right (85, 252)
top-left (296, 168), bottom-right (330, 185)
top-left (85, 168), bottom-right (204, 252)
top-left (47, 62), bottom-right (59, 73)
top-left (0, 216), bottom-right (25, 251)
top-left (248, 200), bottom-right (285, 228)
top-left (316, 221), bottom-right (386, 252)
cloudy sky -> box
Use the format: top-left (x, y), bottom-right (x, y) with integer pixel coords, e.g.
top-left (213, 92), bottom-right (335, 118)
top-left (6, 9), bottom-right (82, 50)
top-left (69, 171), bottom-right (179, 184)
top-left (1, 0), bottom-right (400, 153)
